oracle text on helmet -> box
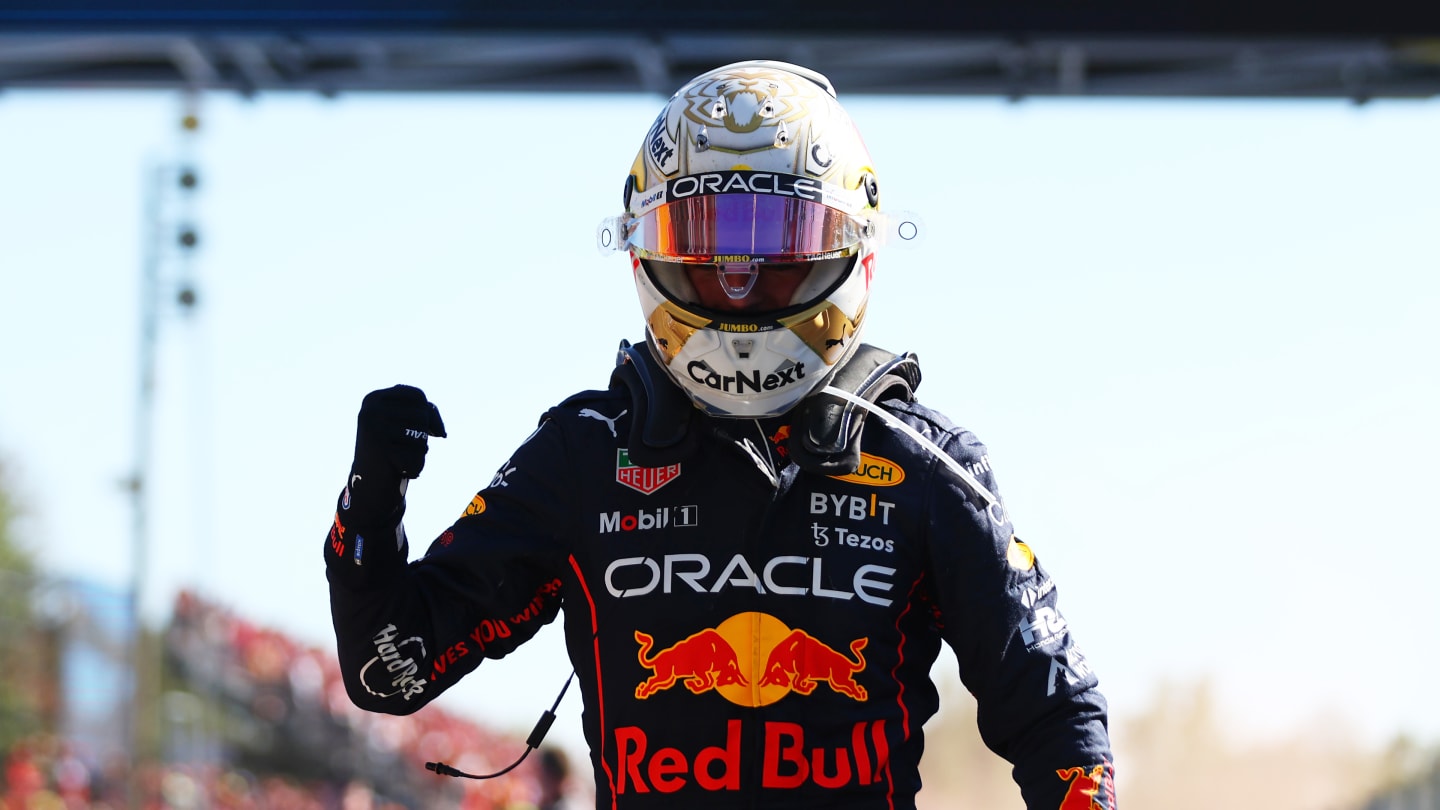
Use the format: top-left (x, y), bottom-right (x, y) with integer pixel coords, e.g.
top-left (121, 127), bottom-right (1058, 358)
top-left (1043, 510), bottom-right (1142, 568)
top-left (666, 171), bottom-right (824, 204)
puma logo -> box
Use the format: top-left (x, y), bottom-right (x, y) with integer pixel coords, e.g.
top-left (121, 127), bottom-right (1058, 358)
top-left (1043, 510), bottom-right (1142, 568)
top-left (580, 408), bottom-right (627, 438)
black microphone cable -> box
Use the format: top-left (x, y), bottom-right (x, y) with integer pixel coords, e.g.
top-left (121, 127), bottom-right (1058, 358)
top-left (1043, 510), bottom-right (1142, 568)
top-left (425, 668), bottom-right (576, 780)
top-left (426, 583), bottom-right (633, 780)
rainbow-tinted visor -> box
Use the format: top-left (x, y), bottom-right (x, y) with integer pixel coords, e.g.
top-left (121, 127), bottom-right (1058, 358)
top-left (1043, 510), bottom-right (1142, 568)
top-left (624, 195), bottom-right (871, 264)
top-left (604, 170), bottom-right (875, 263)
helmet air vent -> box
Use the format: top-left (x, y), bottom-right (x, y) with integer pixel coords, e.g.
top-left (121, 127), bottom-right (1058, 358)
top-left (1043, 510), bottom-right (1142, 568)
top-left (773, 119), bottom-right (792, 148)
top-left (759, 88), bottom-right (778, 118)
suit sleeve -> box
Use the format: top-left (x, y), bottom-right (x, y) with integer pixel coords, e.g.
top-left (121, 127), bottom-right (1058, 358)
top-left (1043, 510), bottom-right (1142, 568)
top-left (324, 417), bottom-right (572, 716)
top-left (922, 427), bottom-right (1116, 809)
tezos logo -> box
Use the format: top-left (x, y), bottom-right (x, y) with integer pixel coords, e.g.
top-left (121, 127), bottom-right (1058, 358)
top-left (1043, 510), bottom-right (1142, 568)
top-left (600, 505), bottom-right (698, 533)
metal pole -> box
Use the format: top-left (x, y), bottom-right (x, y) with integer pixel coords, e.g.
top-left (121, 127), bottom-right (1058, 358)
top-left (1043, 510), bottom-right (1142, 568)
top-left (126, 154), bottom-right (166, 810)
top-left (127, 90), bottom-right (204, 810)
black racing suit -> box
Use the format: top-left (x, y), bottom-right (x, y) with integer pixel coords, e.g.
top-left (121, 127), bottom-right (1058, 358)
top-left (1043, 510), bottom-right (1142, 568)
top-left (325, 345), bottom-right (1115, 810)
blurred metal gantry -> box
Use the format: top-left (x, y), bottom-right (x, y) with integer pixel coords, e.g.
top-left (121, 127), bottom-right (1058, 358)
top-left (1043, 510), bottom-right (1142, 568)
top-left (2, 31), bottom-right (1440, 101)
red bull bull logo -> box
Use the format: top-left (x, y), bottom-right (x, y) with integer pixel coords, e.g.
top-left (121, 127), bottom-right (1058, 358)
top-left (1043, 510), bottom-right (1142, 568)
top-left (767, 425), bottom-right (791, 458)
top-left (760, 629), bottom-right (867, 700)
top-left (1057, 763), bottom-right (1111, 810)
top-left (634, 629), bottom-right (748, 698)
top-left (634, 612), bottom-right (867, 706)
top-left (620, 615), bottom-right (885, 795)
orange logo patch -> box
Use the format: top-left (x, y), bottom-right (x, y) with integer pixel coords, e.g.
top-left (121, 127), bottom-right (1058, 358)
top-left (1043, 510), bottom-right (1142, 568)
top-left (830, 453), bottom-right (904, 487)
top-left (1006, 536), bottom-right (1035, 571)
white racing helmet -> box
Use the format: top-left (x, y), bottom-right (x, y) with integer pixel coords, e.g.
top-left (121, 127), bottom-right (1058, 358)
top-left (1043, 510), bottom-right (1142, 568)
top-left (598, 60), bottom-right (913, 418)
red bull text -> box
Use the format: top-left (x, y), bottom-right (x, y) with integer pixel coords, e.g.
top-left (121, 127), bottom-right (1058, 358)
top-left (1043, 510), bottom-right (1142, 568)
top-left (613, 718), bottom-right (890, 793)
top-left (618, 613), bottom-right (888, 794)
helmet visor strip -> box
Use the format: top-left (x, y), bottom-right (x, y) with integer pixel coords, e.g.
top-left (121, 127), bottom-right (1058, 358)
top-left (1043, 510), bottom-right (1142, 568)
top-left (625, 194), bottom-right (868, 263)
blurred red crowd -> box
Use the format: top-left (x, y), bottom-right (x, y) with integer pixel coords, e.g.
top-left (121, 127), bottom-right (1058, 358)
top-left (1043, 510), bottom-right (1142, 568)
top-left (0, 589), bottom-right (572, 810)
top-left (2, 737), bottom-right (416, 810)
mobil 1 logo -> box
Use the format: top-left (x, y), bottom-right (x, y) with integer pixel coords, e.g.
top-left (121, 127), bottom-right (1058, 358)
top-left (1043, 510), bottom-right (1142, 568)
top-left (600, 505), bottom-right (699, 534)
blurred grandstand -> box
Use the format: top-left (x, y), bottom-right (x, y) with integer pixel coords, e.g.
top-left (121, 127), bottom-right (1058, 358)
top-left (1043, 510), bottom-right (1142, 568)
top-left (0, 580), bottom-right (570, 810)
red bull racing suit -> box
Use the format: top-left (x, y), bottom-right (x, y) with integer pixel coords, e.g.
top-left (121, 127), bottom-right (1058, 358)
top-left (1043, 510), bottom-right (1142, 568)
top-left (325, 345), bottom-right (1115, 809)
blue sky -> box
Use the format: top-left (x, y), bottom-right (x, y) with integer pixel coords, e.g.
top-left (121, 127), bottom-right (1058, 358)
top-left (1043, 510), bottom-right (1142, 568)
top-left (2, 86), bottom-right (1437, 763)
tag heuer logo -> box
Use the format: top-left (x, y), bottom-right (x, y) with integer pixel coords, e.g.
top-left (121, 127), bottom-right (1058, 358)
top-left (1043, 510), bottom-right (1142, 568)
top-left (616, 449), bottom-right (681, 495)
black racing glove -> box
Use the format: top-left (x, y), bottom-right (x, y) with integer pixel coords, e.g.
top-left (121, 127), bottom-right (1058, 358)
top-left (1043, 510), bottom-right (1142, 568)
top-left (344, 384), bottom-right (447, 524)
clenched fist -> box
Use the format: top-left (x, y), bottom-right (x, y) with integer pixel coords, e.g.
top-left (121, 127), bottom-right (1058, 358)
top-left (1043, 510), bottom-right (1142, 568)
top-left (354, 384), bottom-right (447, 480)
top-left (345, 385), bottom-right (447, 523)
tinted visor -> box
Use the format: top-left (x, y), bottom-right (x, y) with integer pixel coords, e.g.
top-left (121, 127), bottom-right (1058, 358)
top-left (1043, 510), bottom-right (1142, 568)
top-left (626, 195), bottom-right (867, 263)
top-left (643, 255), bottom-right (854, 316)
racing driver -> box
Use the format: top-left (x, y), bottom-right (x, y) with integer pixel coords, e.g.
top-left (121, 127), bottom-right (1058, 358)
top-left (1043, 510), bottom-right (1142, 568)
top-left (324, 60), bottom-right (1116, 809)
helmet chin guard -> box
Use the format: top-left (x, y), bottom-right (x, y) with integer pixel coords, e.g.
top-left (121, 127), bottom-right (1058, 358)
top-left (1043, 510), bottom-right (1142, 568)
top-left (633, 248), bottom-right (872, 418)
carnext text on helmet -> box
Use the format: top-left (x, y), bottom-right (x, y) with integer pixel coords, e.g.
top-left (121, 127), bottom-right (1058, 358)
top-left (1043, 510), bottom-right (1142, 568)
top-left (688, 362), bottom-right (805, 394)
